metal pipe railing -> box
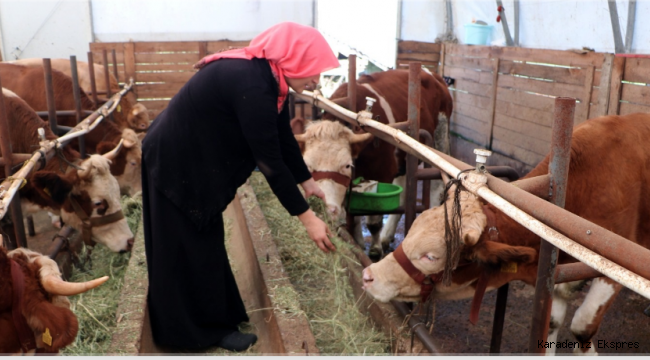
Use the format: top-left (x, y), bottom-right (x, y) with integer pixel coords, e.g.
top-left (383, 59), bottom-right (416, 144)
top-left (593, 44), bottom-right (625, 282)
top-left (292, 89), bottom-right (650, 300)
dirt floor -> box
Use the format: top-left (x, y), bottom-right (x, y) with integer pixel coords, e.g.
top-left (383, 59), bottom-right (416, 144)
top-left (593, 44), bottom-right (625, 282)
top-left (355, 181), bottom-right (650, 355)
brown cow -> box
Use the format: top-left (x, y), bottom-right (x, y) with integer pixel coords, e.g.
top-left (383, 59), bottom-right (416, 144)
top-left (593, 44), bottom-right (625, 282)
top-left (0, 64), bottom-right (142, 196)
top-left (1, 89), bottom-right (134, 252)
top-left (297, 69), bottom-right (453, 259)
top-left (361, 113), bottom-right (650, 354)
top-left (0, 244), bottom-right (108, 354)
top-left (8, 58), bottom-right (150, 132)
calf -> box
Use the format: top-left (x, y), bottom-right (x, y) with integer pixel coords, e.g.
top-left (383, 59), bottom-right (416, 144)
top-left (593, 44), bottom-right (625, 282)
top-left (362, 113), bottom-right (650, 354)
top-left (299, 69), bottom-right (453, 258)
top-left (2, 89), bottom-right (134, 252)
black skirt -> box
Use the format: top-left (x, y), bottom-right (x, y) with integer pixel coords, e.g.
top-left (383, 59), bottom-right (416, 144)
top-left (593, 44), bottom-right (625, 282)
top-left (142, 158), bottom-right (249, 349)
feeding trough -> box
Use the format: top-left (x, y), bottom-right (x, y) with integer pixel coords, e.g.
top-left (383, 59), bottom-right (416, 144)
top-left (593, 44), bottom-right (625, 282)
top-left (347, 178), bottom-right (403, 215)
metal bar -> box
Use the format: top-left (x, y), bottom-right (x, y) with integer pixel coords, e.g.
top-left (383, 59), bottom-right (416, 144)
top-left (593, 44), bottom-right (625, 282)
top-left (514, 0), bottom-right (520, 46)
top-left (47, 226), bottom-right (73, 259)
top-left (496, 0), bottom-right (514, 46)
top-left (420, 129), bottom-right (433, 210)
top-left (511, 175), bottom-right (550, 200)
top-left (417, 166), bottom-right (519, 182)
top-left (289, 93), bottom-right (295, 120)
top-left (348, 55), bottom-right (357, 112)
top-left (529, 97), bottom-right (575, 353)
top-left (489, 283), bottom-right (509, 353)
top-left (292, 89), bottom-right (650, 298)
top-left (87, 52), bottom-right (99, 105)
top-left (555, 262), bottom-right (603, 284)
top-left (405, 62), bottom-right (421, 234)
top-left (608, 0), bottom-right (625, 53)
top-left (625, 0), bottom-right (636, 53)
top-left (42, 59), bottom-right (58, 133)
top-left (36, 110), bottom-right (95, 118)
top-left (26, 215), bottom-right (35, 237)
top-left (350, 205), bottom-right (426, 217)
top-left (0, 73), bottom-right (27, 248)
top-left (69, 56), bottom-right (87, 159)
top-left (112, 49), bottom-right (119, 83)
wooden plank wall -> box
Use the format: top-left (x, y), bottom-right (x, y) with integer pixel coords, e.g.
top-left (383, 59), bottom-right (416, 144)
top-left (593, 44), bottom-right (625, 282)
top-left (90, 40), bottom-right (249, 119)
top-left (396, 41), bottom-right (441, 74)
top-left (609, 56), bottom-right (650, 116)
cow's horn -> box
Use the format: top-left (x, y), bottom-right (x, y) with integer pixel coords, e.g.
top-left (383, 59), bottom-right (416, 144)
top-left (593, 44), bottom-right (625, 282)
top-left (294, 133), bottom-right (309, 143)
top-left (102, 139), bottom-right (124, 160)
top-left (441, 171), bottom-right (451, 186)
top-left (42, 275), bottom-right (109, 296)
top-left (349, 133), bottom-right (372, 144)
top-left (77, 165), bottom-right (92, 180)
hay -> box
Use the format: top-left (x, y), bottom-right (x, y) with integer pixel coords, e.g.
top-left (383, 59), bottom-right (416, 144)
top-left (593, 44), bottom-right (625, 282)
top-left (249, 173), bottom-right (390, 355)
top-left (62, 194), bottom-right (142, 355)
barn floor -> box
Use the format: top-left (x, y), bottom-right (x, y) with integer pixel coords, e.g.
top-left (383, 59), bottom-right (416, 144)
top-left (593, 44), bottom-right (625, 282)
top-left (356, 181), bottom-right (650, 355)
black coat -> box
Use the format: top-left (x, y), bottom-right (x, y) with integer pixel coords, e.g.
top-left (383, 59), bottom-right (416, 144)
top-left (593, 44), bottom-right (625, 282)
top-left (143, 57), bottom-right (311, 232)
top-left (141, 58), bottom-right (311, 349)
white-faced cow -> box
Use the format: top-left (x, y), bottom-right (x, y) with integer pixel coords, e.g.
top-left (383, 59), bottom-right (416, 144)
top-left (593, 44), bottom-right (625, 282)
top-left (0, 243), bottom-right (108, 354)
top-left (8, 58), bottom-right (150, 132)
top-left (1, 89), bottom-right (134, 252)
top-left (361, 113), bottom-right (650, 354)
top-left (295, 69), bottom-right (453, 259)
top-left (0, 63), bottom-right (143, 196)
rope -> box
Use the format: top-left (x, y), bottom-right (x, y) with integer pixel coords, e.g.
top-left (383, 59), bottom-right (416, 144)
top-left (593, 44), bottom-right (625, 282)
top-left (440, 168), bottom-right (473, 286)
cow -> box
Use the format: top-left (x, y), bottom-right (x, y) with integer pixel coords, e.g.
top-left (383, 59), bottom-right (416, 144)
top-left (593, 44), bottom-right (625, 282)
top-left (0, 63), bottom-right (142, 196)
top-left (1, 89), bottom-right (134, 253)
top-left (0, 242), bottom-right (108, 354)
top-left (295, 69), bottom-right (453, 259)
top-left (7, 58), bottom-right (150, 132)
top-left (361, 113), bottom-right (650, 354)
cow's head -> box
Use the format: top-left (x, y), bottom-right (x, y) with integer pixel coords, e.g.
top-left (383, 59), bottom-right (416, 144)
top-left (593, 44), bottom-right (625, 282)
top-left (30, 153), bottom-right (135, 253)
top-left (97, 128), bottom-right (143, 197)
top-left (126, 103), bottom-right (150, 132)
top-left (361, 186), bottom-right (536, 302)
top-left (295, 120), bottom-right (372, 218)
top-left (0, 246), bottom-right (108, 353)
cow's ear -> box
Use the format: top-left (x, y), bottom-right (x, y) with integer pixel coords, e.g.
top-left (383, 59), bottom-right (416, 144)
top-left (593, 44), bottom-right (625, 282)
top-left (290, 117), bottom-right (306, 135)
top-left (470, 240), bottom-right (536, 266)
top-left (30, 171), bottom-right (74, 204)
top-left (25, 300), bottom-right (79, 351)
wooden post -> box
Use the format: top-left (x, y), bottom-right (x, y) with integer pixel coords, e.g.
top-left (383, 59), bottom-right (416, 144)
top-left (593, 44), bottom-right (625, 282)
top-left (486, 58), bottom-right (500, 150)
top-left (607, 56), bottom-right (626, 116)
top-left (199, 41), bottom-right (208, 59)
top-left (123, 42), bottom-right (137, 97)
top-left (577, 65), bottom-right (595, 124)
top-left (439, 43), bottom-right (446, 76)
top-left (594, 53), bottom-right (615, 118)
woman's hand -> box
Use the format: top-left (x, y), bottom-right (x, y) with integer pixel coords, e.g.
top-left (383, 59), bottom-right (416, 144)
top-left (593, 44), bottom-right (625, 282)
top-left (298, 209), bottom-right (336, 253)
top-left (301, 178), bottom-right (326, 201)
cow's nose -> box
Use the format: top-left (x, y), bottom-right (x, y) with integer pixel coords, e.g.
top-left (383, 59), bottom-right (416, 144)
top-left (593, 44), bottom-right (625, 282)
top-left (327, 205), bottom-right (340, 217)
top-left (125, 237), bottom-right (134, 252)
top-left (362, 267), bottom-right (374, 289)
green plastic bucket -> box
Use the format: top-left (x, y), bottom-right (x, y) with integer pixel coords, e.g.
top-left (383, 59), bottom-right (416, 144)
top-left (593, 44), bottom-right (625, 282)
top-left (464, 23), bottom-right (493, 45)
top-left (348, 182), bottom-right (403, 214)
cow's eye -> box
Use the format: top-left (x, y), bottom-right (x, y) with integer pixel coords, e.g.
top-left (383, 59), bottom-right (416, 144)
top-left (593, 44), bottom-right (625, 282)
top-left (345, 164), bottom-right (354, 169)
top-left (423, 254), bottom-right (437, 262)
top-left (131, 161), bottom-right (137, 166)
top-left (94, 201), bottom-right (103, 207)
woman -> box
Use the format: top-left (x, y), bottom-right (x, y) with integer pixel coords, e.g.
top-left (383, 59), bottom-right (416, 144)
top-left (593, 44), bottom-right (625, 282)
top-left (141, 22), bottom-right (340, 351)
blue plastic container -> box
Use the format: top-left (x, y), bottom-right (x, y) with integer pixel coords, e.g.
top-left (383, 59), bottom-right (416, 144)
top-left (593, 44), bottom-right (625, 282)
top-left (464, 24), bottom-right (493, 45)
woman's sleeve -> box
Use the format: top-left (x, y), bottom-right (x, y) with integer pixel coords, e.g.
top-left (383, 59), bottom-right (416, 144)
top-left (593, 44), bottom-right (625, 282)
top-left (233, 83), bottom-right (309, 217)
top-left (277, 103), bottom-right (312, 184)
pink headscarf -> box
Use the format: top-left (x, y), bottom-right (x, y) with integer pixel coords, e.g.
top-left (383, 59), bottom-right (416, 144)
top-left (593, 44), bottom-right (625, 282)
top-left (194, 22), bottom-right (340, 112)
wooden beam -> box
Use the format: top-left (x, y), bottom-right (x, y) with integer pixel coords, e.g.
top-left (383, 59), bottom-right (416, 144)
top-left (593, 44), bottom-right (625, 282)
top-left (607, 56), bottom-right (626, 115)
top-left (593, 53), bottom-right (614, 118)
